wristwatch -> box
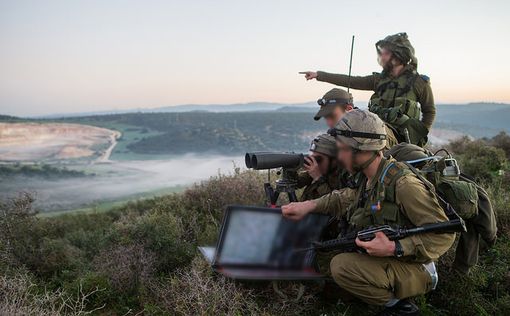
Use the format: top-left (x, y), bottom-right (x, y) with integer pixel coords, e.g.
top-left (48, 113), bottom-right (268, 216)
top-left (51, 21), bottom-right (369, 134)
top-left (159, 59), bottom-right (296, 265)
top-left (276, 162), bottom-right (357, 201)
top-left (394, 240), bottom-right (404, 258)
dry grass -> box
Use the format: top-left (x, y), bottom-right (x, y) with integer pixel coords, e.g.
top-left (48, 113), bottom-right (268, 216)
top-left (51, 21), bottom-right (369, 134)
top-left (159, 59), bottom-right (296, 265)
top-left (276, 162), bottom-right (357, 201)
top-left (0, 272), bottom-right (105, 316)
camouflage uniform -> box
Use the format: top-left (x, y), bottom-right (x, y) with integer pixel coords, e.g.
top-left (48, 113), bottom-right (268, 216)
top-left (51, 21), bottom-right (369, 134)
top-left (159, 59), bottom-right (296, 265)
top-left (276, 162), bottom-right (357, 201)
top-left (317, 33), bottom-right (434, 147)
top-left (313, 110), bottom-right (455, 306)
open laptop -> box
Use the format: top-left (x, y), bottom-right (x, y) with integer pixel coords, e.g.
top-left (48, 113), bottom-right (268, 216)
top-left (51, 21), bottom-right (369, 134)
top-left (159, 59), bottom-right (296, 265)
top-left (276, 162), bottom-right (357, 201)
top-left (199, 205), bottom-right (329, 280)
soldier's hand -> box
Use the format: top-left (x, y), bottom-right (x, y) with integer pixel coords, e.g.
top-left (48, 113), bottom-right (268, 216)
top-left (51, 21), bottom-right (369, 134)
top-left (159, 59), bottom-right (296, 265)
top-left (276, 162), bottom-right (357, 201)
top-left (355, 232), bottom-right (396, 257)
top-left (281, 200), bottom-right (316, 221)
top-left (299, 71), bottom-right (318, 80)
top-left (304, 156), bottom-right (321, 181)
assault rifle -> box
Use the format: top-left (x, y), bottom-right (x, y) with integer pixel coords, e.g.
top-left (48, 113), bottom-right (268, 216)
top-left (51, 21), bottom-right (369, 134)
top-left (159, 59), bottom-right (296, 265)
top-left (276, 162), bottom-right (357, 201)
top-left (298, 218), bottom-right (465, 253)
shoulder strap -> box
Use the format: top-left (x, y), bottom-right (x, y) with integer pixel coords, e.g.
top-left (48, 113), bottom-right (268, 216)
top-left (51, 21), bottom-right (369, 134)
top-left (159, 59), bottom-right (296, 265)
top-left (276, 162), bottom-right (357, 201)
top-left (378, 162), bottom-right (407, 203)
top-left (403, 162), bottom-right (465, 226)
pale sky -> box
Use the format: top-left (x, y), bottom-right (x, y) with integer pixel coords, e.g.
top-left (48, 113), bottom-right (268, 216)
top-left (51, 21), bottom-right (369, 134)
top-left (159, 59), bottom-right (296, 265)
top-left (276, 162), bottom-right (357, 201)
top-left (1, 0), bottom-right (509, 116)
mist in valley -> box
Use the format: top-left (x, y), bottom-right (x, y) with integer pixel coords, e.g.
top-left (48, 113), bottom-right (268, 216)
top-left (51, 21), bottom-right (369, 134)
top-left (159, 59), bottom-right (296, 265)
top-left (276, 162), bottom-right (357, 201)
top-left (0, 154), bottom-right (245, 213)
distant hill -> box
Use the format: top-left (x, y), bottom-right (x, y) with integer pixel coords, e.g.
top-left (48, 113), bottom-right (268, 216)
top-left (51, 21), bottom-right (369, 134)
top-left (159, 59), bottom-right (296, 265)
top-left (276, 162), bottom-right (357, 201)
top-left (434, 103), bottom-right (510, 137)
top-left (2, 102), bottom-right (509, 157)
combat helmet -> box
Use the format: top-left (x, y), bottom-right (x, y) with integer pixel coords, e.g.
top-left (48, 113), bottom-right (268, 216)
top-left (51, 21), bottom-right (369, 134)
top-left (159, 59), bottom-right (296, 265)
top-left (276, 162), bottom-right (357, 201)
top-left (384, 143), bottom-right (432, 161)
top-left (328, 109), bottom-right (387, 170)
top-left (329, 109), bottom-right (387, 151)
top-left (309, 134), bottom-right (337, 157)
top-left (376, 32), bottom-right (417, 68)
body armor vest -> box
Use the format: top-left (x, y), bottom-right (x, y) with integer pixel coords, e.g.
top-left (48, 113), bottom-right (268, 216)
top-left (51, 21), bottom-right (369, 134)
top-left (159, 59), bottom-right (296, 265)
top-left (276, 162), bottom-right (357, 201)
top-left (368, 70), bottom-right (428, 146)
top-left (369, 70), bottom-right (420, 127)
top-left (346, 160), bottom-right (414, 230)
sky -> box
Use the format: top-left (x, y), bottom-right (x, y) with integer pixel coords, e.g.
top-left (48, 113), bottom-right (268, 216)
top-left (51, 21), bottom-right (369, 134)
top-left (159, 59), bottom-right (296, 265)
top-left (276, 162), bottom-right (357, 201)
top-left (1, 0), bottom-right (509, 117)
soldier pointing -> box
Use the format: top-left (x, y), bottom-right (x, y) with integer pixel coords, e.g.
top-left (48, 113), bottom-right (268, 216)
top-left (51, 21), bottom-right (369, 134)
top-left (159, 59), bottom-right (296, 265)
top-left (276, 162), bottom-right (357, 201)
top-left (302, 33), bottom-right (434, 147)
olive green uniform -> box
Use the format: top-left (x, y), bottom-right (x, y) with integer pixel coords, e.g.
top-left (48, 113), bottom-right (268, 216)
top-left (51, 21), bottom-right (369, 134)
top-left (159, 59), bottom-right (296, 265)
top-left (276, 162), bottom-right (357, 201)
top-left (317, 67), bottom-right (434, 147)
top-left (297, 167), bottom-right (359, 201)
top-left (312, 157), bottom-right (455, 305)
top-left (297, 168), bottom-right (340, 201)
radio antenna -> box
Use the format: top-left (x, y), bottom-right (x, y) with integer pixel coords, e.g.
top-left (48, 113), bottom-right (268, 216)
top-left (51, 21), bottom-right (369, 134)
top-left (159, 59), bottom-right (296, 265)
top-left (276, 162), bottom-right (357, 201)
top-left (347, 35), bottom-right (355, 93)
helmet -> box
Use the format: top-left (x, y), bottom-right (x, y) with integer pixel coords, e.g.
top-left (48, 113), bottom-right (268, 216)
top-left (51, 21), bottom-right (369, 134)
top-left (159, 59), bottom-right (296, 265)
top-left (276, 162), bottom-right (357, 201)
top-left (385, 143), bottom-right (432, 161)
top-left (314, 88), bottom-right (353, 121)
top-left (309, 134), bottom-right (337, 157)
top-left (376, 32), bottom-right (417, 67)
top-left (329, 109), bottom-right (387, 151)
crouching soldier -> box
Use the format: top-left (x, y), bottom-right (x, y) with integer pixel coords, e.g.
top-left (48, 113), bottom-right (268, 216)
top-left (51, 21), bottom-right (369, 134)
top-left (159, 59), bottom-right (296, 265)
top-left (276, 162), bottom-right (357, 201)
top-left (298, 134), bottom-right (340, 201)
top-left (282, 109), bottom-right (455, 315)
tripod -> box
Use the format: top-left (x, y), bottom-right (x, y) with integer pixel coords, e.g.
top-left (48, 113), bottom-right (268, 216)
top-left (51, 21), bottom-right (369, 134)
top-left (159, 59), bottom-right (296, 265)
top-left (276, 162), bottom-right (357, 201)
top-left (264, 168), bottom-right (299, 207)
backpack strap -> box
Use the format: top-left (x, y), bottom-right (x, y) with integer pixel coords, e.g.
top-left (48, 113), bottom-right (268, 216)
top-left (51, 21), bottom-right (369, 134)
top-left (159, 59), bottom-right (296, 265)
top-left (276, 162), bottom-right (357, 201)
top-left (403, 162), bottom-right (465, 228)
top-left (377, 161), bottom-right (407, 203)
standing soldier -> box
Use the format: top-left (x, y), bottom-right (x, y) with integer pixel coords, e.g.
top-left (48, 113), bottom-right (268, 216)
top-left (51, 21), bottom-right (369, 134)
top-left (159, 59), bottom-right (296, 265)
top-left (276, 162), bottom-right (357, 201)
top-left (282, 109), bottom-right (455, 315)
top-left (301, 33), bottom-right (434, 147)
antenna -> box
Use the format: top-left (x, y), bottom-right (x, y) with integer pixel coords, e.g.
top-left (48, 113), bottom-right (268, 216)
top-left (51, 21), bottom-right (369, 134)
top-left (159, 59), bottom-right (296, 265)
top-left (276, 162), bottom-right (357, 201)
top-left (347, 35), bottom-right (355, 93)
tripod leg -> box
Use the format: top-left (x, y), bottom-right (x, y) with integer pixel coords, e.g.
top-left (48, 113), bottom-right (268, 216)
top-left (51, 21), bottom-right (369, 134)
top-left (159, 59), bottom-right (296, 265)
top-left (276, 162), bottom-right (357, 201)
top-left (288, 191), bottom-right (298, 203)
top-left (271, 191), bottom-right (281, 207)
top-left (264, 183), bottom-right (277, 207)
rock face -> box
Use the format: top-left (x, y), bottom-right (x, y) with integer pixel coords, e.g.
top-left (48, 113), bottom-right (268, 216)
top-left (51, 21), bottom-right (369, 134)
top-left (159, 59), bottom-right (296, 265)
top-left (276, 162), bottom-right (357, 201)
top-left (0, 122), bottom-right (119, 162)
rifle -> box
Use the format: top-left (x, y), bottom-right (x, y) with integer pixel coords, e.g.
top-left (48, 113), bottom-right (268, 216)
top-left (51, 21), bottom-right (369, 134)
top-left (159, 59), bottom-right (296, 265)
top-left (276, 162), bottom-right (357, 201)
top-left (298, 218), bottom-right (465, 253)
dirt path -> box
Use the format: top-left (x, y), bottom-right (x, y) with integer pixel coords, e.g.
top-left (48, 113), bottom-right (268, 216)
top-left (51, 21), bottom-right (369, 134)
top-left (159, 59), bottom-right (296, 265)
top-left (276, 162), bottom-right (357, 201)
top-left (96, 130), bottom-right (121, 163)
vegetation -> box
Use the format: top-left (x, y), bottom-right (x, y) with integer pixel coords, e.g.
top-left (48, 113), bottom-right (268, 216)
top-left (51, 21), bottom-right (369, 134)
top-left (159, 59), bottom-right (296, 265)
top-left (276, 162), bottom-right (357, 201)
top-left (0, 164), bottom-right (91, 179)
top-left (1, 134), bottom-right (510, 315)
top-left (56, 112), bottom-right (324, 156)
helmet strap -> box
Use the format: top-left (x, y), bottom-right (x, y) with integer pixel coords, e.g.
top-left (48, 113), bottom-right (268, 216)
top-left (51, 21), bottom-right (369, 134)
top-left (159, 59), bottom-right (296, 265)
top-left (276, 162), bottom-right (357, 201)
top-left (352, 150), bottom-right (379, 172)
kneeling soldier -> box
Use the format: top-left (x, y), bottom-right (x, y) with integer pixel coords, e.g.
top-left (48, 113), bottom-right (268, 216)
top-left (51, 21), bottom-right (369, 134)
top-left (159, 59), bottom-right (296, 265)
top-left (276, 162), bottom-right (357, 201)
top-left (298, 134), bottom-right (340, 201)
top-left (282, 109), bottom-right (455, 315)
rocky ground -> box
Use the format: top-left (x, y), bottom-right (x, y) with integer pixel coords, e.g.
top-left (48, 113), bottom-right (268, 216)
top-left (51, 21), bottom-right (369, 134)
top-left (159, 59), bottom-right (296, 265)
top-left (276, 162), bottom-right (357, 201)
top-left (0, 122), bottom-right (119, 163)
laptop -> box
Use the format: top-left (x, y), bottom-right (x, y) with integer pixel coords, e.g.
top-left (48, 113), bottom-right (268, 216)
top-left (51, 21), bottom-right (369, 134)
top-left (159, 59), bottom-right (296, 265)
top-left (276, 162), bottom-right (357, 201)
top-left (199, 205), bottom-right (329, 280)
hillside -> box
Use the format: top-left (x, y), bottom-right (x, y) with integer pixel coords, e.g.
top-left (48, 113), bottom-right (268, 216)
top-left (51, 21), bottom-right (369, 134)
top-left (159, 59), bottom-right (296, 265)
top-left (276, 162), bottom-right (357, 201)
top-left (1, 134), bottom-right (509, 315)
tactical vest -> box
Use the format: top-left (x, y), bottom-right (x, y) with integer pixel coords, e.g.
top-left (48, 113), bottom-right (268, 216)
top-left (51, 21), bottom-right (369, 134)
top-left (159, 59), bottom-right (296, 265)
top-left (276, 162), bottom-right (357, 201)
top-left (346, 160), bottom-right (414, 230)
top-left (368, 71), bottom-right (428, 146)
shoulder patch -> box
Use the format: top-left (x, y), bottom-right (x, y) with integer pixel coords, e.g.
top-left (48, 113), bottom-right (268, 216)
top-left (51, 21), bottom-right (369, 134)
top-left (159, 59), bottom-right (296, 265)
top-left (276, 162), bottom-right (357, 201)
top-left (420, 74), bottom-right (430, 82)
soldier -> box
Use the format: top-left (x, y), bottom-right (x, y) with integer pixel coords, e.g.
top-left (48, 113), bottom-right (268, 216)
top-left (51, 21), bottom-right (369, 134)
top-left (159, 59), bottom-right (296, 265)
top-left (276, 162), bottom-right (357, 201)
top-left (314, 88), bottom-right (398, 150)
top-left (298, 134), bottom-right (340, 201)
top-left (302, 32), bottom-right (433, 147)
top-left (314, 88), bottom-right (354, 128)
top-left (282, 109), bottom-right (455, 315)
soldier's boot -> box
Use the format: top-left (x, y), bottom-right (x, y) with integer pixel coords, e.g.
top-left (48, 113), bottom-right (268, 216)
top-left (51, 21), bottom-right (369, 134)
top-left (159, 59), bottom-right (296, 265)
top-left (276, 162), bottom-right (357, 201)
top-left (376, 299), bottom-right (420, 316)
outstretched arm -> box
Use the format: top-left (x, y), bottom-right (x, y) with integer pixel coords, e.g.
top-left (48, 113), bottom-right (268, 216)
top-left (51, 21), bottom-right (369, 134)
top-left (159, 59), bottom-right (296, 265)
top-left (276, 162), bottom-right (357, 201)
top-left (300, 71), bottom-right (377, 91)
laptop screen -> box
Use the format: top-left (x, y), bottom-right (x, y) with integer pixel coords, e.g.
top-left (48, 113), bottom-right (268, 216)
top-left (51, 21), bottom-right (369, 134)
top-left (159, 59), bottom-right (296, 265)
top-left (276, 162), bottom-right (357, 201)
top-left (214, 205), bottom-right (329, 270)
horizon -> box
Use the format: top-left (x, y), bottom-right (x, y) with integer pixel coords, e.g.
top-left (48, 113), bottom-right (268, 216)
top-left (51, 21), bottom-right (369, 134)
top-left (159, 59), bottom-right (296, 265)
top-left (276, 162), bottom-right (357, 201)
top-left (1, 0), bottom-right (510, 116)
top-left (1, 100), bottom-right (507, 119)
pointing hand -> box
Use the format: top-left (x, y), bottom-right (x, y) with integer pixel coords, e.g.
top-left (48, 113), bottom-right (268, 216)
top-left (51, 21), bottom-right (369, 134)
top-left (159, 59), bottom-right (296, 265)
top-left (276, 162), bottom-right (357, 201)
top-left (299, 71), bottom-right (318, 80)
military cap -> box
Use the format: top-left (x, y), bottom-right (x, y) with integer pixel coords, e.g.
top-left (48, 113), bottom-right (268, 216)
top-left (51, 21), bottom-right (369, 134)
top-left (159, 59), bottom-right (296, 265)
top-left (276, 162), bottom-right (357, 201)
top-left (314, 88), bottom-right (353, 121)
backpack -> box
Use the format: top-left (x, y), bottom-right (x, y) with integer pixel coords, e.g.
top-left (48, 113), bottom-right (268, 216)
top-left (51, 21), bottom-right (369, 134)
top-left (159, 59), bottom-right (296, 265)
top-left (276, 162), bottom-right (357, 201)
top-left (386, 143), bottom-right (498, 273)
top-left (386, 144), bottom-right (479, 220)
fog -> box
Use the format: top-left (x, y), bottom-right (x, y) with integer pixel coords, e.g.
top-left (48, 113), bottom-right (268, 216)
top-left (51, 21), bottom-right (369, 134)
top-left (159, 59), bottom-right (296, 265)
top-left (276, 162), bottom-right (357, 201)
top-left (0, 155), bottom-right (244, 212)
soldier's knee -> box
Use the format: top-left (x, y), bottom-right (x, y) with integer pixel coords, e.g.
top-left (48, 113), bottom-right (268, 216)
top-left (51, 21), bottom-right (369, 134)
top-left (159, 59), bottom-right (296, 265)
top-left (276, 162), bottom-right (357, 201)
top-left (330, 253), bottom-right (356, 283)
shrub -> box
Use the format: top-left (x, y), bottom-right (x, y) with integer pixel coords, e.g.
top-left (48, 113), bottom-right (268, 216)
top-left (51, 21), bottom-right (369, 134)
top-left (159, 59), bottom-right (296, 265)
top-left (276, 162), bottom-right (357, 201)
top-left (0, 272), bottom-right (106, 315)
top-left (148, 257), bottom-right (261, 316)
top-left (447, 136), bottom-right (508, 183)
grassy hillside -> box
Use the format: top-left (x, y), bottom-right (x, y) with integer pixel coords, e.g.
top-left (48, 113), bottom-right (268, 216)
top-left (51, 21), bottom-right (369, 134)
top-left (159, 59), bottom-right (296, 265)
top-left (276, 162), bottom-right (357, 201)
top-left (1, 135), bottom-right (509, 315)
